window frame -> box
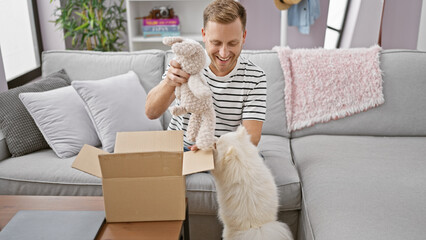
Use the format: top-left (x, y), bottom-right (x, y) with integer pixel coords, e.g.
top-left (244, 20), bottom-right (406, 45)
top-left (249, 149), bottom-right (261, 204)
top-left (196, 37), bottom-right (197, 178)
top-left (6, 0), bottom-right (43, 89)
top-left (325, 0), bottom-right (351, 49)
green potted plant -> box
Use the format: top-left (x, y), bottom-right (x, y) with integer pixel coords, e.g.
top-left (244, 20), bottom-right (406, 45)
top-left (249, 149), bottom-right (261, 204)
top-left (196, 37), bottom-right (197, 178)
top-left (51, 0), bottom-right (126, 51)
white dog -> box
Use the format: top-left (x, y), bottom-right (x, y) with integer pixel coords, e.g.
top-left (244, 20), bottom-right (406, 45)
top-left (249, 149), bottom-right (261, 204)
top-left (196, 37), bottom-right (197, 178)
top-left (212, 126), bottom-right (294, 240)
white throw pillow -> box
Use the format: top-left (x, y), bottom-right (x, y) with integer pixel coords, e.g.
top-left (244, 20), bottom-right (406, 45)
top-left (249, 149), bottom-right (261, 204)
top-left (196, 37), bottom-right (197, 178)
top-left (19, 86), bottom-right (101, 158)
top-left (71, 71), bottom-right (163, 153)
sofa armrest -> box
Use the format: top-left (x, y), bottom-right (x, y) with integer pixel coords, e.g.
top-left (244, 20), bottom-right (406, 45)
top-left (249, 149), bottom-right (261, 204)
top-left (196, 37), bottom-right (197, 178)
top-left (0, 130), bottom-right (11, 161)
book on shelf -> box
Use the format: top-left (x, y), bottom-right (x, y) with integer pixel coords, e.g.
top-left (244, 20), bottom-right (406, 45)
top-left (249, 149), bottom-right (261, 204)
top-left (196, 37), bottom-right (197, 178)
top-left (143, 17), bottom-right (180, 26)
top-left (143, 31), bottom-right (181, 38)
top-left (143, 25), bottom-right (180, 32)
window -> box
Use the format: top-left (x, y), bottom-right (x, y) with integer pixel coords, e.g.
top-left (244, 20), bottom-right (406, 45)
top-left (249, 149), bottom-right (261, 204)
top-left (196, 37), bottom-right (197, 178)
top-left (324, 0), bottom-right (350, 49)
top-left (0, 0), bottom-right (42, 88)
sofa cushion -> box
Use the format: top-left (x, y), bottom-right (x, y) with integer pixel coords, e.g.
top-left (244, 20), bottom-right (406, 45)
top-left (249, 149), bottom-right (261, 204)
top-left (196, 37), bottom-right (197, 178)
top-left (42, 50), bottom-right (165, 99)
top-left (19, 86), bottom-right (101, 158)
top-left (72, 71), bottom-right (163, 152)
top-left (292, 50), bottom-right (426, 137)
top-left (0, 149), bottom-right (102, 196)
top-left (258, 135), bottom-right (301, 211)
top-left (0, 70), bottom-right (71, 157)
top-left (42, 50), bottom-right (170, 130)
top-left (241, 51), bottom-right (289, 138)
top-left (292, 135), bottom-right (426, 240)
top-left (166, 50), bottom-right (290, 138)
top-left (0, 130), bottom-right (10, 161)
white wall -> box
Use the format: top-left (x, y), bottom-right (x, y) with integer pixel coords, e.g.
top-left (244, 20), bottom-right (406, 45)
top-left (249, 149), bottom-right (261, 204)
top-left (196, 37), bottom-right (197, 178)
top-left (341, 0), bottom-right (383, 48)
top-left (286, 0), bottom-right (330, 48)
top-left (36, 0), bottom-right (65, 51)
top-left (36, 0), bottom-right (128, 51)
top-left (381, 0), bottom-right (422, 50)
top-left (240, 0), bottom-right (281, 50)
top-left (417, 0), bottom-right (426, 51)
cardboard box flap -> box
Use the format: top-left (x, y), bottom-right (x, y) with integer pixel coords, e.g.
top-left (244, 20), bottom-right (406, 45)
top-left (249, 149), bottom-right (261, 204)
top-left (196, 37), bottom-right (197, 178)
top-left (99, 152), bottom-right (183, 178)
top-left (114, 131), bottom-right (184, 153)
top-left (182, 149), bottom-right (215, 175)
top-left (72, 144), bottom-right (108, 178)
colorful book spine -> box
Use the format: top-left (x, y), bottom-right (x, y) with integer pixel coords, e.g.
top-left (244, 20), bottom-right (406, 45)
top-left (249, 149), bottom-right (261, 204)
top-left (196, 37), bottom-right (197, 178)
top-left (142, 25), bottom-right (180, 32)
top-left (143, 31), bottom-right (181, 38)
top-left (143, 17), bottom-right (180, 26)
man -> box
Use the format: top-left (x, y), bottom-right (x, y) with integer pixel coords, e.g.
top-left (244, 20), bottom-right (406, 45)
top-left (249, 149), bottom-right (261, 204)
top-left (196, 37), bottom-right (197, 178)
top-left (145, 0), bottom-right (267, 151)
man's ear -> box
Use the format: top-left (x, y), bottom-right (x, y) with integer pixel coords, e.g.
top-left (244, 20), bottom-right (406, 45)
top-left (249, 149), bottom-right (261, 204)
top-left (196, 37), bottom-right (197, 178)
top-left (202, 28), bottom-right (207, 43)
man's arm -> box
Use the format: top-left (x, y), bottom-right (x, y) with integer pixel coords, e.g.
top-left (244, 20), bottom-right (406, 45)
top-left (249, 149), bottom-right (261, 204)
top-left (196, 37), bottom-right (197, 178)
top-left (145, 60), bottom-right (190, 120)
top-left (242, 120), bottom-right (263, 146)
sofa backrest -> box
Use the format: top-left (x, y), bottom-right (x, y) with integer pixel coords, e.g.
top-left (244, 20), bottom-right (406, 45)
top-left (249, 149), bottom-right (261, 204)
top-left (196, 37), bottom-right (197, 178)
top-left (165, 50), bottom-right (290, 138)
top-left (292, 49), bottom-right (426, 137)
top-left (42, 50), bottom-right (170, 129)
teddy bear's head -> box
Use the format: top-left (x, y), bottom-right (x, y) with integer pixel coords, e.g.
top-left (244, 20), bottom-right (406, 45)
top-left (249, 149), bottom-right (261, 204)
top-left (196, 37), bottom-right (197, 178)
top-left (163, 37), bottom-right (206, 75)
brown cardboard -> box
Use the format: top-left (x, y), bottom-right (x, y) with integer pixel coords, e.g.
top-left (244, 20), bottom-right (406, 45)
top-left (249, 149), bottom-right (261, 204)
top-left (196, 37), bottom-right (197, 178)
top-left (71, 144), bottom-right (108, 178)
top-left (72, 130), bottom-right (214, 223)
top-left (182, 150), bottom-right (215, 175)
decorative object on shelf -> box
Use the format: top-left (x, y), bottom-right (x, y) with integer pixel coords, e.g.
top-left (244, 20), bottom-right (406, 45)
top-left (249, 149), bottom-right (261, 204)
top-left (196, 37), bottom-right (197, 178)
top-left (136, 7), bottom-right (180, 38)
top-left (50, 0), bottom-right (127, 51)
top-left (145, 6), bottom-right (175, 19)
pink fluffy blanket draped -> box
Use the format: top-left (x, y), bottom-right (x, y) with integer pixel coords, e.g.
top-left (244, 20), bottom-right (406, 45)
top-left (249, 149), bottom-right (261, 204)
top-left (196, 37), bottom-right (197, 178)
top-left (274, 45), bottom-right (384, 132)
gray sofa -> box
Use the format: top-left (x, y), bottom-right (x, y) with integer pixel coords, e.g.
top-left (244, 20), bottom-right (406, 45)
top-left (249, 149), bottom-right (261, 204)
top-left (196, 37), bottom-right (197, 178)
top-left (0, 49), bottom-right (425, 240)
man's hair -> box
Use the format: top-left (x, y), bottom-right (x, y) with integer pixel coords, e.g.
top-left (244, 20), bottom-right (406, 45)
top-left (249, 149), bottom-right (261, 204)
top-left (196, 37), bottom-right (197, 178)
top-left (203, 0), bottom-right (247, 31)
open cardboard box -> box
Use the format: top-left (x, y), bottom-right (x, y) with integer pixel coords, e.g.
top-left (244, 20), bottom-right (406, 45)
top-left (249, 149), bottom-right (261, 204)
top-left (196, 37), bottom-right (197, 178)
top-left (72, 130), bottom-right (214, 223)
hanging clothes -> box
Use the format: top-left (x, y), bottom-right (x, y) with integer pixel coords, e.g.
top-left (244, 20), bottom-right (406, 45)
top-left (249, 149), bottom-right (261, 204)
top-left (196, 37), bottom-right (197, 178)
top-left (287, 0), bottom-right (320, 35)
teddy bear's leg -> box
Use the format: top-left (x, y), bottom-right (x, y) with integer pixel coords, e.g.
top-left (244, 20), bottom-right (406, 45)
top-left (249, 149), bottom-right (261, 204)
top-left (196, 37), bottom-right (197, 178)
top-left (170, 105), bottom-right (188, 116)
top-left (187, 113), bottom-right (202, 142)
top-left (195, 107), bottom-right (216, 150)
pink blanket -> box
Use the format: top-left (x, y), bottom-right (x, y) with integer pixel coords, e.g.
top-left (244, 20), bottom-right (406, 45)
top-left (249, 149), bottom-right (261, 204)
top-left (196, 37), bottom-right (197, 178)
top-left (274, 46), bottom-right (384, 132)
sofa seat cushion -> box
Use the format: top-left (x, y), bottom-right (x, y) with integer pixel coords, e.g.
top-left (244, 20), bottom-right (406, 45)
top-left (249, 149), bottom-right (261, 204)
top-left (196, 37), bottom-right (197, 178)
top-left (186, 172), bottom-right (218, 215)
top-left (292, 135), bottom-right (426, 240)
top-left (0, 149), bottom-right (101, 196)
top-left (258, 135), bottom-right (301, 211)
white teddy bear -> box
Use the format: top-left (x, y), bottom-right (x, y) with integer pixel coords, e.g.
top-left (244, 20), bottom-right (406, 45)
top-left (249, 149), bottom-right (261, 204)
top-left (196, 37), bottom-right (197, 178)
top-left (163, 37), bottom-right (216, 150)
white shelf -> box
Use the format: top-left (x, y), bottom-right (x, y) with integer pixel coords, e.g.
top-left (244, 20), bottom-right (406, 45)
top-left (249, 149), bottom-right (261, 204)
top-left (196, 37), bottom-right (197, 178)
top-left (126, 0), bottom-right (211, 51)
top-left (132, 33), bottom-right (203, 42)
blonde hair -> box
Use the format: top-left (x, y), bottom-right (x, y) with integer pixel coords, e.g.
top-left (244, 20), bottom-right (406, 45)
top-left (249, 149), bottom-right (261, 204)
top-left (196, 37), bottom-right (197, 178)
top-left (203, 0), bottom-right (247, 31)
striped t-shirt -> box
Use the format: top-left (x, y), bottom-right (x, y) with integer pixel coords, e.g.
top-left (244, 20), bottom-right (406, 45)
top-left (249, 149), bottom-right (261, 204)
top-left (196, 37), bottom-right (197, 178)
top-left (167, 56), bottom-right (267, 147)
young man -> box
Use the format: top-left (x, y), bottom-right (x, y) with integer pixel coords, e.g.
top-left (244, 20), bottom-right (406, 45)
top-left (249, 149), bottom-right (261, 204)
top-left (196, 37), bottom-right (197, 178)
top-left (145, 0), bottom-right (267, 151)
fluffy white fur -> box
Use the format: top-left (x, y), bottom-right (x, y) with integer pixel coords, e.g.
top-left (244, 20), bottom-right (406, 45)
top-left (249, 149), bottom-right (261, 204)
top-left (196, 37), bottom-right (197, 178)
top-left (163, 37), bottom-right (216, 150)
top-left (212, 126), bottom-right (293, 240)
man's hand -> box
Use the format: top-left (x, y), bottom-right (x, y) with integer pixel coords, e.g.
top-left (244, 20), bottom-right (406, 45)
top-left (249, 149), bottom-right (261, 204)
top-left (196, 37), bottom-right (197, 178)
top-left (190, 145), bottom-right (199, 151)
top-left (145, 60), bottom-right (191, 120)
top-left (164, 60), bottom-right (190, 87)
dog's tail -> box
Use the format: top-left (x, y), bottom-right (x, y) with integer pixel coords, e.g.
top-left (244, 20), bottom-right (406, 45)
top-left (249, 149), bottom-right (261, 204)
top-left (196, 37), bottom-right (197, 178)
top-left (231, 221), bottom-right (293, 240)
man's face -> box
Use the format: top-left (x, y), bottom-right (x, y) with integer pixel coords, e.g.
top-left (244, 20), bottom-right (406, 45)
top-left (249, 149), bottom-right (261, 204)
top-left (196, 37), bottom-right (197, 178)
top-left (202, 19), bottom-right (246, 77)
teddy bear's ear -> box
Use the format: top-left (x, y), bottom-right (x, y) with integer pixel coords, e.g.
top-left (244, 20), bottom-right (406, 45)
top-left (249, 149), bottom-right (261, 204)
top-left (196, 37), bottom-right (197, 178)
top-left (163, 36), bottom-right (184, 46)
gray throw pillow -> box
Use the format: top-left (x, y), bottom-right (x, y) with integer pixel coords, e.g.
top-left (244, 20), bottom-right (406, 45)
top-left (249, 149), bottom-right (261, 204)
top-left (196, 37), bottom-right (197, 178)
top-left (0, 69), bottom-right (71, 157)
